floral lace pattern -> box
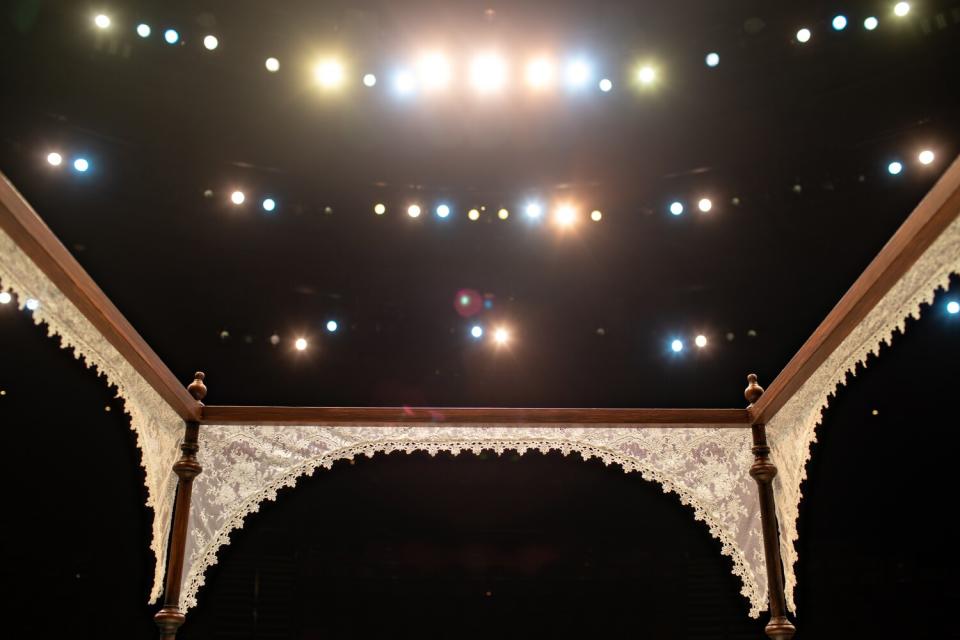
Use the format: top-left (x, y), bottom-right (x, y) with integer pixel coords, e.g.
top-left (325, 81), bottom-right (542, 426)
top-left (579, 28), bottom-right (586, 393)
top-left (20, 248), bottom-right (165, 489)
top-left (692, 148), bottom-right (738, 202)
top-left (182, 425), bottom-right (769, 617)
top-left (0, 226), bottom-right (183, 604)
top-left (768, 213), bottom-right (960, 612)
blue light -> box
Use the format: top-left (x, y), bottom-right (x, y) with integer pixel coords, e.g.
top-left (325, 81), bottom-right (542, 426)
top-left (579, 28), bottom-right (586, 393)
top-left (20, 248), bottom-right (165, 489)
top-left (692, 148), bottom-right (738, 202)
top-left (525, 202), bottom-right (543, 219)
top-left (436, 204), bottom-right (450, 218)
top-left (705, 52), bottom-right (720, 67)
top-left (262, 198), bottom-right (276, 212)
top-left (832, 15), bottom-right (848, 31)
top-left (671, 339), bottom-right (684, 353)
top-left (73, 158), bottom-right (89, 172)
top-left (565, 59), bottom-right (591, 89)
top-left (394, 70), bottom-right (416, 95)
top-left (326, 320), bottom-right (338, 333)
top-left (470, 325), bottom-right (483, 339)
top-left (164, 29), bottom-right (180, 45)
top-left (888, 161), bottom-right (903, 175)
top-left (669, 201), bottom-right (684, 216)
top-left (136, 24), bottom-right (151, 38)
top-left (948, 301), bottom-right (960, 315)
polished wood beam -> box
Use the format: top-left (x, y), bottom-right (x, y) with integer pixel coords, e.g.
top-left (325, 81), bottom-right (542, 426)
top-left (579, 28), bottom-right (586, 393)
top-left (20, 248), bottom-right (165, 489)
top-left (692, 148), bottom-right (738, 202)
top-left (200, 405), bottom-right (750, 426)
top-left (0, 174), bottom-right (200, 421)
top-left (750, 155), bottom-right (960, 425)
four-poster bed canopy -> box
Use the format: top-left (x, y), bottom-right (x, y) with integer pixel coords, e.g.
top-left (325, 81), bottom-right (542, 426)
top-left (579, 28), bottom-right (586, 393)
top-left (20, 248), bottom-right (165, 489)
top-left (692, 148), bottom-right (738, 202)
top-left (2, 155), bottom-right (959, 639)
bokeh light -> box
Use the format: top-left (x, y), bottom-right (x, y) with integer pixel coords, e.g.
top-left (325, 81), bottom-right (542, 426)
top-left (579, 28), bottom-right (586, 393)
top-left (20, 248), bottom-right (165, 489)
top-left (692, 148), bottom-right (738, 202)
top-left (887, 161), bottom-right (903, 175)
top-left (894, 2), bottom-right (911, 17)
top-left (598, 78), bottom-right (613, 92)
top-left (455, 289), bottom-right (483, 317)
top-left (326, 320), bottom-right (338, 332)
top-left (294, 338), bottom-right (307, 351)
top-left (203, 35), bottom-right (219, 50)
top-left (73, 158), bottom-right (89, 172)
top-left (471, 53), bottom-right (507, 93)
top-left (470, 325), bottom-right (484, 339)
top-left (555, 204), bottom-right (576, 226)
top-left (493, 327), bottom-right (510, 345)
top-left (669, 201), bottom-right (684, 216)
top-left (262, 198), bottom-right (276, 212)
top-left (374, 203), bottom-right (386, 215)
top-left (525, 202), bottom-right (543, 219)
top-left (407, 204), bottom-right (421, 218)
top-left (498, 208), bottom-right (509, 220)
top-left (94, 14), bottom-right (111, 29)
top-left (796, 28), bottom-right (812, 43)
top-left (394, 70), bottom-right (416, 95)
top-left (697, 198), bottom-right (712, 212)
top-left (468, 208), bottom-right (480, 221)
top-left (671, 339), bottom-right (683, 353)
top-left (315, 59), bottom-right (345, 89)
top-left (363, 73), bottom-right (377, 87)
top-left (695, 335), bottom-right (708, 348)
top-left (918, 150), bottom-right (935, 165)
top-left (164, 29), bottom-right (180, 45)
top-left (265, 57), bottom-right (280, 72)
top-left (637, 65), bottom-right (656, 85)
top-left (136, 24), bottom-right (151, 38)
top-left (525, 57), bottom-right (554, 89)
top-left (832, 15), bottom-right (848, 31)
top-left (25, 298), bottom-right (40, 311)
top-left (417, 52), bottom-right (452, 90)
top-left (0, 292), bottom-right (11, 304)
top-left (947, 301), bottom-right (960, 315)
top-left (705, 52), bottom-right (720, 67)
top-left (864, 16), bottom-right (879, 30)
top-left (565, 59), bottom-right (591, 88)
top-left (436, 204), bottom-right (451, 218)
top-left (230, 190), bottom-right (245, 205)
top-left (590, 210), bottom-right (602, 222)
top-left (46, 152), bottom-right (62, 166)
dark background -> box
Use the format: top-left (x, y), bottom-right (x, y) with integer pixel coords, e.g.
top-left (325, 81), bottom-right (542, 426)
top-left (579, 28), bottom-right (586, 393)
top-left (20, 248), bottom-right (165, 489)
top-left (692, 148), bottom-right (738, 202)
top-left (1, 0), bottom-right (959, 637)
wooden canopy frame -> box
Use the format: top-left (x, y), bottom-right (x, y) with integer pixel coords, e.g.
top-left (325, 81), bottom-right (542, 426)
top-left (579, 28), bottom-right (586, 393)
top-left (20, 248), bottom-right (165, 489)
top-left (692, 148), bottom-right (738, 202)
top-left (3, 156), bottom-right (959, 639)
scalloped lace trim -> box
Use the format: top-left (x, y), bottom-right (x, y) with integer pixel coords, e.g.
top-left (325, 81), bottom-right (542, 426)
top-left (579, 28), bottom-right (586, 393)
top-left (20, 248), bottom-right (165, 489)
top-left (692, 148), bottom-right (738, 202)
top-left (182, 426), bottom-right (768, 617)
top-left (768, 212), bottom-right (960, 612)
top-left (0, 226), bottom-right (183, 603)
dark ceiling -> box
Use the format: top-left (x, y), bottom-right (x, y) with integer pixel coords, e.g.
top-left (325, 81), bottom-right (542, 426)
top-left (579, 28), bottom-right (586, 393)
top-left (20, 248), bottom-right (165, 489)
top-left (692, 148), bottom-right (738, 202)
top-left (1, 0), bottom-right (958, 409)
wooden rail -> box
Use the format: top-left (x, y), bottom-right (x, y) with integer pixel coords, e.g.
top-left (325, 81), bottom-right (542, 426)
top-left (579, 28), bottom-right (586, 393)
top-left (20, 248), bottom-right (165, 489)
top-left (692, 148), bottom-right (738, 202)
top-left (0, 174), bottom-right (201, 421)
top-left (749, 155), bottom-right (960, 425)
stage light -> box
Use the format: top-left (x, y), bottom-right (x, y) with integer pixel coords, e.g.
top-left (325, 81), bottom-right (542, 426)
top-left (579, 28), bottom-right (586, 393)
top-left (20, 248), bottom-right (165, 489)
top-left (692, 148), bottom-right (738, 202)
top-left (598, 78), bottom-right (613, 92)
top-left (832, 15), bottom-right (848, 31)
top-left (695, 335), bottom-right (707, 348)
top-left (0, 292), bottom-right (10, 304)
top-left (94, 14), bottom-right (111, 29)
top-left (705, 52), bottom-right (720, 68)
top-left (230, 190), bottom-right (245, 205)
top-left (471, 53), bottom-right (507, 93)
top-left (363, 73), bottom-right (377, 87)
top-left (137, 24), bottom-right (151, 38)
top-left (697, 198), bottom-right (712, 212)
top-left (525, 202), bottom-right (542, 218)
top-left (525, 57), bottom-right (554, 89)
top-left (295, 337), bottom-right (307, 351)
top-left (894, 2), bottom-right (910, 17)
top-left (468, 208), bottom-right (480, 221)
top-left (394, 70), bottom-right (416, 95)
top-left (417, 52), bottom-right (451, 90)
top-left (493, 327), bottom-right (509, 345)
top-left (265, 57), bottom-right (280, 72)
top-left (918, 150), bottom-right (935, 165)
top-left (887, 161), bottom-right (903, 175)
top-left (947, 301), bottom-right (960, 314)
top-left (671, 339), bottom-right (683, 353)
top-left (73, 158), bottom-right (89, 172)
top-left (203, 35), bottom-right (219, 51)
top-left (315, 59), bottom-right (345, 89)
top-left (262, 198), bottom-right (276, 212)
top-left (374, 203), bottom-right (386, 215)
top-left (565, 59), bottom-right (591, 88)
top-left (555, 204), bottom-right (576, 226)
top-left (590, 210), bottom-right (602, 222)
top-left (637, 65), bottom-right (656, 85)
top-left (326, 320), bottom-right (338, 332)
top-left (407, 204), bottom-right (421, 218)
top-left (669, 201), bottom-right (684, 216)
top-left (470, 325), bottom-right (483, 339)
top-left (436, 204), bottom-right (451, 218)
top-left (164, 29), bottom-right (180, 45)
top-left (46, 152), bottom-right (63, 166)
top-left (864, 16), bottom-right (879, 30)
top-left (796, 28), bottom-right (811, 43)
top-left (498, 208), bottom-right (509, 220)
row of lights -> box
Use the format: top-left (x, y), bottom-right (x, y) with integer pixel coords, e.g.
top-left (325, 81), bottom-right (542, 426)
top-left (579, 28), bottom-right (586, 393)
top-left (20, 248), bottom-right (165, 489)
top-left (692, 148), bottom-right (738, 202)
top-left (887, 149), bottom-right (937, 175)
top-left (671, 334), bottom-right (709, 353)
top-left (291, 323), bottom-right (511, 352)
top-left (44, 152), bottom-right (91, 173)
top-left (796, 3), bottom-right (912, 43)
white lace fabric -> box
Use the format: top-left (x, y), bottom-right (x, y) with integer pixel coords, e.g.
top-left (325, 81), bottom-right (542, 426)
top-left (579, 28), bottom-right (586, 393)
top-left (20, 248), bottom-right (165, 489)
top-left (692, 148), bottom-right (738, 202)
top-left (0, 225), bottom-right (183, 604)
top-left (768, 213), bottom-right (960, 611)
top-left (182, 424), bottom-right (769, 617)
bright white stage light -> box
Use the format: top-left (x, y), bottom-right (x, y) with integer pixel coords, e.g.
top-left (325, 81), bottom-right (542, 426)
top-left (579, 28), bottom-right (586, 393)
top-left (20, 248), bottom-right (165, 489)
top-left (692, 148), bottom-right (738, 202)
top-left (590, 210), bottom-right (602, 222)
top-left (394, 70), bottom-right (416, 95)
top-left (94, 14), bottom-right (111, 29)
top-left (669, 201), bottom-right (684, 216)
top-left (471, 53), bottom-right (507, 93)
top-left (470, 325), bottom-right (483, 339)
top-left (0, 292), bottom-right (11, 304)
top-left (374, 203), bottom-right (386, 215)
top-left (671, 339), bottom-right (683, 353)
top-left (695, 335), bottom-right (708, 348)
top-left (265, 57), bottom-right (280, 72)
top-left (894, 2), bottom-right (911, 17)
top-left (262, 198), bottom-right (276, 212)
top-left (697, 198), bottom-right (712, 212)
top-left (918, 150), bottom-right (935, 165)
top-left (326, 320), bottom-right (338, 332)
top-left (315, 59), bottom-right (345, 88)
top-left (705, 52), bottom-right (720, 67)
top-left (25, 298), bottom-right (40, 311)
top-left (294, 338), bottom-right (307, 351)
top-left (493, 328), bottom-right (509, 345)
top-left (436, 204), bottom-right (451, 218)
top-left (599, 78), bottom-right (613, 92)
top-left (864, 16), bottom-right (879, 30)
top-left (796, 28), bottom-right (812, 43)
top-left (203, 35), bottom-right (219, 51)
top-left (73, 158), bottom-right (89, 172)
top-left (525, 58), bottom-right (554, 89)
top-left (498, 208), bottom-right (509, 220)
top-left (888, 161), bottom-right (903, 175)
top-left (230, 191), bottom-right (245, 205)
top-left (565, 59), bottom-right (591, 88)
top-left (417, 52), bottom-right (451, 90)
top-left (137, 24), bottom-right (151, 38)
top-left (555, 205), bottom-right (576, 226)
top-left (832, 15), bottom-right (848, 31)
top-left (468, 208), bottom-right (480, 221)
top-left (363, 73), bottom-right (377, 87)
top-left (637, 65), bottom-right (656, 85)
top-left (164, 29), bottom-right (180, 45)
top-left (525, 202), bottom-right (542, 218)
top-left (407, 204), bottom-right (421, 218)
top-left (947, 301), bottom-right (960, 314)
top-left (46, 152), bottom-right (63, 166)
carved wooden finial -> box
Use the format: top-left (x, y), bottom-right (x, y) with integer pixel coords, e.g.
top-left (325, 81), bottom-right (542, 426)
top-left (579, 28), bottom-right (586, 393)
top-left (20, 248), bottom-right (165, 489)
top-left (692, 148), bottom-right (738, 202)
top-left (187, 371), bottom-right (207, 402)
top-left (745, 373), bottom-right (764, 405)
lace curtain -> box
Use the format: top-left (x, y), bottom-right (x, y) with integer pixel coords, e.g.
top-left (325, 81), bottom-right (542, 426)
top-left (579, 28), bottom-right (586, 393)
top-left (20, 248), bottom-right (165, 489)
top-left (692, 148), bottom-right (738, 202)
top-left (182, 424), bottom-right (769, 617)
top-left (0, 225), bottom-right (183, 603)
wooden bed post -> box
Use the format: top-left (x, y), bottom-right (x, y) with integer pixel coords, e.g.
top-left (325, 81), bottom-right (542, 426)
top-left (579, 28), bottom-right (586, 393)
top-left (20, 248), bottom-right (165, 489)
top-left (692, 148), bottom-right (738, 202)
top-left (154, 372), bottom-right (207, 640)
top-left (745, 374), bottom-right (796, 640)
